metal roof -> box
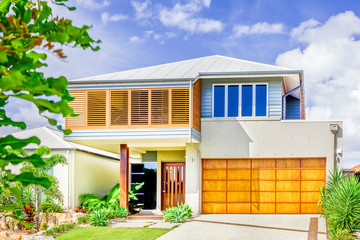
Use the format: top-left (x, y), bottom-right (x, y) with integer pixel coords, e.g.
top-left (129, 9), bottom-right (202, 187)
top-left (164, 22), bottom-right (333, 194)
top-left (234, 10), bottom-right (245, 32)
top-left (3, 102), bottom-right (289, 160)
top-left (9, 127), bottom-right (119, 159)
top-left (69, 55), bottom-right (298, 83)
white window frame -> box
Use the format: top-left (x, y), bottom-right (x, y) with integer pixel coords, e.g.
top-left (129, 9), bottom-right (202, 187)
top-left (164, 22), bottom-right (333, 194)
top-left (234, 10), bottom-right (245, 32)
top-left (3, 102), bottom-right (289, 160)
top-left (212, 83), bottom-right (269, 118)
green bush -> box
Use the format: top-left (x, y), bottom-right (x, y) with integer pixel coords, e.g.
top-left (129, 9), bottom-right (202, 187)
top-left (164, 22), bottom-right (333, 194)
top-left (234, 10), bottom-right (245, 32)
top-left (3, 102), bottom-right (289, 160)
top-left (108, 207), bottom-right (129, 219)
top-left (39, 199), bottom-right (63, 213)
top-left (164, 204), bottom-right (192, 223)
top-left (77, 215), bottom-right (90, 224)
top-left (335, 229), bottom-right (355, 240)
top-left (319, 168), bottom-right (360, 239)
top-left (40, 222), bottom-right (48, 230)
top-left (89, 208), bottom-right (110, 227)
top-left (44, 223), bottom-right (76, 236)
top-left (79, 184), bottom-right (120, 211)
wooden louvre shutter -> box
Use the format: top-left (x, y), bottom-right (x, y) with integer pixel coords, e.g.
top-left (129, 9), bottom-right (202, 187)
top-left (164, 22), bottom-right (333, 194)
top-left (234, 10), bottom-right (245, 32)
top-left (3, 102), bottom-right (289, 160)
top-left (87, 91), bottom-right (106, 126)
top-left (111, 91), bottom-right (128, 125)
top-left (151, 90), bottom-right (169, 125)
top-left (192, 79), bottom-right (201, 131)
top-left (171, 89), bottom-right (189, 124)
top-left (66, 91), bottom-right (85, 127)
top-left (131, 90), bottom-right (148, 125)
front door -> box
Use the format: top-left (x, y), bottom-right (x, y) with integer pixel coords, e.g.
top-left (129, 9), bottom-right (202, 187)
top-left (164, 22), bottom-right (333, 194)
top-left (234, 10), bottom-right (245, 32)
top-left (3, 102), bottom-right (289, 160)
top-left (161, 163), bottom-right (185, 210)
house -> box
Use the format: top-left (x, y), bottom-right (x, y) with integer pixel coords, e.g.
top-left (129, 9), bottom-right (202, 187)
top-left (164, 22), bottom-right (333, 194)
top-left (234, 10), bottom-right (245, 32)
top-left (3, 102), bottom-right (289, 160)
top-left (64, 55), bottom-right (343, 215)
top-left (7, 127), bottom-right (120, 208)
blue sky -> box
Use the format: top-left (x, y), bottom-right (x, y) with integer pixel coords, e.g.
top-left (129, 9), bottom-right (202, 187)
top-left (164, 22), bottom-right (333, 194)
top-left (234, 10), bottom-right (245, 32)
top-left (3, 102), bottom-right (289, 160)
top-left (3, 0), bottom-right (360, 168)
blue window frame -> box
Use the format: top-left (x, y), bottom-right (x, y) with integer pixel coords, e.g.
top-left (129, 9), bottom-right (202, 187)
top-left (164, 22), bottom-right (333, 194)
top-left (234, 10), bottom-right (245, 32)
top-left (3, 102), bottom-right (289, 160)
top-left (241, 85), bottom-right (253, 117)
top-left (256, 85), bottom-right (267, 116)
top-left (214, 85), bottom-right (225, 117)
top-left (228, 85), bottom-right (239, 117)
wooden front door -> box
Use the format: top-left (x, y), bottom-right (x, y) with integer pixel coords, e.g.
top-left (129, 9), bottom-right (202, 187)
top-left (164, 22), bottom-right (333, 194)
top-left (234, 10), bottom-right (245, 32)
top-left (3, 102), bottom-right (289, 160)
top-left (161, 163), bottom-right (185, 210)
top-left (202, 158), bottom-right (326, 214)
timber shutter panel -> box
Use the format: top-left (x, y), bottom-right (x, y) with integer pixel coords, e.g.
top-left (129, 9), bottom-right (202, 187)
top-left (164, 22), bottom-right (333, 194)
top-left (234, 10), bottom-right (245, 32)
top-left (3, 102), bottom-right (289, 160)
top-left (131, 90), bottom-right (149, 125)
top-left (111, 90), bottom-right (128, 125)
top-left (66, 91), bottom-right (85, 127)
top-left (87, 91), bottom-right (106, 126)
top-left (151, 90), bottom-right (169, 125)
top-left (171, 89), bottom-right (189, 124)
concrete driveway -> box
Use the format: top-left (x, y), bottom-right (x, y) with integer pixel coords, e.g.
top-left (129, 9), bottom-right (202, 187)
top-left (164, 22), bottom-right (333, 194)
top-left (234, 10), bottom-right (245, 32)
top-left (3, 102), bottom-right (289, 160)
top-left (157, 214), bottom-right (327, 240)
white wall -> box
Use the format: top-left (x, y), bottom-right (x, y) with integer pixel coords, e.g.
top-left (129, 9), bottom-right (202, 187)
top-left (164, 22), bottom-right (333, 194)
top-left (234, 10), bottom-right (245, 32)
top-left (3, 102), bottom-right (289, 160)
top-left (185, 143), bottom-right (201, 215)
top-left (73, 150), bottom-right (120, 207)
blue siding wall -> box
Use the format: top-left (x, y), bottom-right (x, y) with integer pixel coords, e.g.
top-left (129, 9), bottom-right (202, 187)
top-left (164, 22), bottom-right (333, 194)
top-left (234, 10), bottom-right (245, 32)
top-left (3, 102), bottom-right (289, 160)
top-left (201, 78), bottom-right (282, 118)
top-left (285, 95), bottom-right (300, 119)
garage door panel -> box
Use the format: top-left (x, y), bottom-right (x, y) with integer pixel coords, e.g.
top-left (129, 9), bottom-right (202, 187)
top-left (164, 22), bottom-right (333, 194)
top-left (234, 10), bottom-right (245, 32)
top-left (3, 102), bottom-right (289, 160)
top-left (252, 181), bottom-right (275, 191)
top-left (252, 192), bottom-right (275, 202)
top-left (203, 159), bottom-right (226, 169)
top-left (301, 203), bottom-right (320, 214)
top-left (301, 192), bottom-right (321, 203)
top-left (203, 192), bottom-right (226, 202)
top-left (276, 192), bottom-right (300, 203)
top-left (252, 203), bottom-right (275, 214)
top-left (227, 192), bottom-right (251, 202)
top-left (276, 181), bottom-right (300, 191)
top-left (276, 203), bottom-right (300, 214)
top-left (203, 181), bottom-right (226, 191)
top-left (301, 181), bottom-right (325, 191)
top-left (227, 181), bottom-right (251, 191)
top-left (277, 170), bottom-right (300, 180)
top-left (203, 203), bottom-right (226, 213)
top-left (301, 170), bottom-right (326, 180)
top-left (228, 170), bottom-right (251, 180)
top-left (203, 170), bottom-right (226, 180)
top-left (228, 159), bottom-right (251, 169)
top-left (201, 158), bottom-right (325, 214)
top-left (252, 170), bottom-right (275, 180)
top-left (227, 203), bottom-right (251, 213)
top-left (277, 159), bottom-right (300, 168)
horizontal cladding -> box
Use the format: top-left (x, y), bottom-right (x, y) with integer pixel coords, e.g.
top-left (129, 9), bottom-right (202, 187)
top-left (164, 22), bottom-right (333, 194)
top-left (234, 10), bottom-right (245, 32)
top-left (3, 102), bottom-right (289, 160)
top-left (191, 128), bottom-right (201, 142)
top-left (286, 95), bottom-right (301, 119)
top-left (202, 78), bottom-right (282, 118)
top-left (68, 82), bottom-right (190, 90)
top-left (64, 128), bottom-right (190, 140)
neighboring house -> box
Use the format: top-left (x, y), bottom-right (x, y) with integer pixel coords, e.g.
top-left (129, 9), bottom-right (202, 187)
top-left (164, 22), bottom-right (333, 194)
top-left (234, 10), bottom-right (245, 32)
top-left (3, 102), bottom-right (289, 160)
top-left (7, 127), bottom-right (119, 208)
top-left (64, 55), bottom-right (343, 215)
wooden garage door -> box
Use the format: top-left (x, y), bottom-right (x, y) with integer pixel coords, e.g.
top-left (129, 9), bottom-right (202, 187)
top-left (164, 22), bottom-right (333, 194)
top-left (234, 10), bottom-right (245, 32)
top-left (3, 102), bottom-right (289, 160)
top-left (202, 158), bottom-right (326, 214)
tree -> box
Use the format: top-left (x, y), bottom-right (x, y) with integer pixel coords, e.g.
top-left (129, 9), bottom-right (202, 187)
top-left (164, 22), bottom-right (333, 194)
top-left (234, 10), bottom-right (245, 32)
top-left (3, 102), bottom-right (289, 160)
top-left (0, 0), bottom-right (100, 227)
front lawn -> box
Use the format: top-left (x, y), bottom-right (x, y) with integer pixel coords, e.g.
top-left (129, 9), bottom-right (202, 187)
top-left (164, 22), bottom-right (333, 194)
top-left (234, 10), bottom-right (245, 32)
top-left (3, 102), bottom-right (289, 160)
top-left (55, 227), bottom-right (171, 240)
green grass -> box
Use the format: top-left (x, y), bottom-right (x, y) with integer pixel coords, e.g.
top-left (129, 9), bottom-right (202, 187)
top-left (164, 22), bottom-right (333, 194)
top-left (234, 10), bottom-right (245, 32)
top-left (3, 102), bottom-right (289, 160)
top-left (55, 227), bottom-right (171, 240)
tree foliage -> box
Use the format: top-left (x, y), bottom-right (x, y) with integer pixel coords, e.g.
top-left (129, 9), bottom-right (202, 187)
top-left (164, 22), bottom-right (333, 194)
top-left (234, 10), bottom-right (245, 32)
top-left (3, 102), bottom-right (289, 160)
top-left (0, 0), bottom-right (100, 227)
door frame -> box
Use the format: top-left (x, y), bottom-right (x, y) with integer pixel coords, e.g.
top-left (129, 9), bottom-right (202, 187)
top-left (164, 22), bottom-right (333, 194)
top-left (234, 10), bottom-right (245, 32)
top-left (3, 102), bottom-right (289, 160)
top-left (161, 162), bottom-right (186, 210)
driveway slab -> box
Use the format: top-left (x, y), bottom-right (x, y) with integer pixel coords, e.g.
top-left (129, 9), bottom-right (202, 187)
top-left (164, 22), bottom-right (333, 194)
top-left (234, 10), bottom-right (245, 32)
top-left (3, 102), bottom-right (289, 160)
top-left (157, 214), bottom-right (327, 240)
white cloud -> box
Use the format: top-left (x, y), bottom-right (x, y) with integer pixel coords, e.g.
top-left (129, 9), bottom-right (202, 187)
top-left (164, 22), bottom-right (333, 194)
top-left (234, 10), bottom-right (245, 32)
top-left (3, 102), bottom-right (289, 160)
top-left (101, 12), bottom-right (128, 24)
top-left (131, 0), bottom-right (152, 20)
top-left (159, 0), bottom-right (224, 33)
top-left (276, 11), bottom-right (360, 168)
top-left (129, 36), bottom-right (144, 43)
top-left (74, 0), bottom-right (110, 10)
top-left (232, 22), bottom-right (285, 38)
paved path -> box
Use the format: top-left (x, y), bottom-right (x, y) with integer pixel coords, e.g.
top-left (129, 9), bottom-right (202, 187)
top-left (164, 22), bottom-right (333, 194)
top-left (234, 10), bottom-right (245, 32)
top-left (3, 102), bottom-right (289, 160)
top-left (157, 214), bottom-right (327, 240)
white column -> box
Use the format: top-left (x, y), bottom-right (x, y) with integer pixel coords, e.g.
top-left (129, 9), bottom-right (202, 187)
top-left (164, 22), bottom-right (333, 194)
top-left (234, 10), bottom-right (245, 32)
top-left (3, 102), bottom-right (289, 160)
top-left (185, 143), bottom-right (201, 215)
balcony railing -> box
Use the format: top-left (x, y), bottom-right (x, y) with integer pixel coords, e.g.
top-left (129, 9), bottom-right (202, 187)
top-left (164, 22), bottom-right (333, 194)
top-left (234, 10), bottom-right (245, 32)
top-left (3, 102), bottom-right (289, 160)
top-left (65, 88), bottom-right (191, 130)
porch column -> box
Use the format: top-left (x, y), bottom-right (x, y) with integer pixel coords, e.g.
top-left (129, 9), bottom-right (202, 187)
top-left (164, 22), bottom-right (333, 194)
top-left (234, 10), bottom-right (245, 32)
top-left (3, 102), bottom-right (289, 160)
top-left (185, 143), bottom-right (201, 215)
top-left (120, 144), bottom-right (129, 209)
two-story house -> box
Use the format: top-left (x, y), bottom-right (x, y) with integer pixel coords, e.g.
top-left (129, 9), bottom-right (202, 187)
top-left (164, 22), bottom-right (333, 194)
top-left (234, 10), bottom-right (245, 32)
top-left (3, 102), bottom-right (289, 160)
top-left (64, 55), bottom-right (343, 215)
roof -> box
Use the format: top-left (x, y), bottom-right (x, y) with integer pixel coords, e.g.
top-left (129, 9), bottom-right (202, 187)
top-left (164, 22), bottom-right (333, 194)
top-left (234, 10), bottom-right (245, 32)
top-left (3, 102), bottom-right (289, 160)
top-left (69, 55), bottom-right (299, 83)
top-left (8, 127), bottom-right (119, 160)
top-left (351, 164), bottom-right (360, 173)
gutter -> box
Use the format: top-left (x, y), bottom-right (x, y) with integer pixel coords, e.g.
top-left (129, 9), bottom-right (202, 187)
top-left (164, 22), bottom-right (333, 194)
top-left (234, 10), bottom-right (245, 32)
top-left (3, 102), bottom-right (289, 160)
top-left (282, 72), bottom-right (304, 119)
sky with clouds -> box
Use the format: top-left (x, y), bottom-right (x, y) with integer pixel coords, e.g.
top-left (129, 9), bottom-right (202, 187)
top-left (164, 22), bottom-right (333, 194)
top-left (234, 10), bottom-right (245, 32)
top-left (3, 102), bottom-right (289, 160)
top-left (2, 0), bottom-right (360, 168)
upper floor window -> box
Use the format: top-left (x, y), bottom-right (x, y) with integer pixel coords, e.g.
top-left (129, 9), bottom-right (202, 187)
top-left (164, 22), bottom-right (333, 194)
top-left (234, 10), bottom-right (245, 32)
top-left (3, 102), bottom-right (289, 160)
top-left (213, 83), bottom-right (268, 118)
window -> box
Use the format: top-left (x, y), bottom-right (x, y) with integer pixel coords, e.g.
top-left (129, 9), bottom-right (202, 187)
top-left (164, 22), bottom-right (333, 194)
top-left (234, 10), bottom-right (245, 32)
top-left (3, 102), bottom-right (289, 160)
top-left (213, 83), bottom-right (267, 118)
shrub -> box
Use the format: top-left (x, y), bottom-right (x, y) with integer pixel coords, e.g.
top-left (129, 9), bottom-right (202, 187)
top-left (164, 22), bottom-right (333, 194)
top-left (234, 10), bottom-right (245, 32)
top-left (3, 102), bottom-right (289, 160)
top-left (39, 199), bottom-right (63, 213)
top-left (44, 223), bottom-right (76, 236)
top-left (319, 168), bottom-right (360, 239)
top-left (108, 207), bottom-right (129, 219)
top-left (335, 229), bottom-right (355, 240)
top-left (89, 208), bottom-right (110, 227)
top-left (79, 184), bottom-right (120, 211)
top-left (164, 204), bottom-right (192, 223)
top-left (40, 222), bottom-right (48, 230)
top-left (77, 215), bottom-right (90, 225)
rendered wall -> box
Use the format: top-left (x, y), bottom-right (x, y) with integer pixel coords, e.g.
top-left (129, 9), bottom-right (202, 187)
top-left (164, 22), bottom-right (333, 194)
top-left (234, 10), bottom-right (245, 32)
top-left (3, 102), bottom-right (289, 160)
top-left (200, 119), bottom-right (343, 172)
top-left (73, 150), bottom-right (120, 207)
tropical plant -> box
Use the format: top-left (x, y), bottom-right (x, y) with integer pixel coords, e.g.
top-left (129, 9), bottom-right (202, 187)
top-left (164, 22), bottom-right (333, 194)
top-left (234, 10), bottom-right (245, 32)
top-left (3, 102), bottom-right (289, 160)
top-left (319, 168), bottom-right (360, 239)
top-left (0, 0), bottom-right (99, 228)
top-left (335, 229), bottom-right (355, 240)
top-left (108, 207), bottom-right (129, 219)
top-left (79, 184), bottom-right (120, 211)
top-left (89, 208), bottom-right (110, 227)
top-left (163, 204), bottom-right (192, 223)
top-left (39, 198), bottom-right (63, 213)
top-left (40, 221), bottom-right (48, 230)
top-left (77, 215), bottom-right (90, 225)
